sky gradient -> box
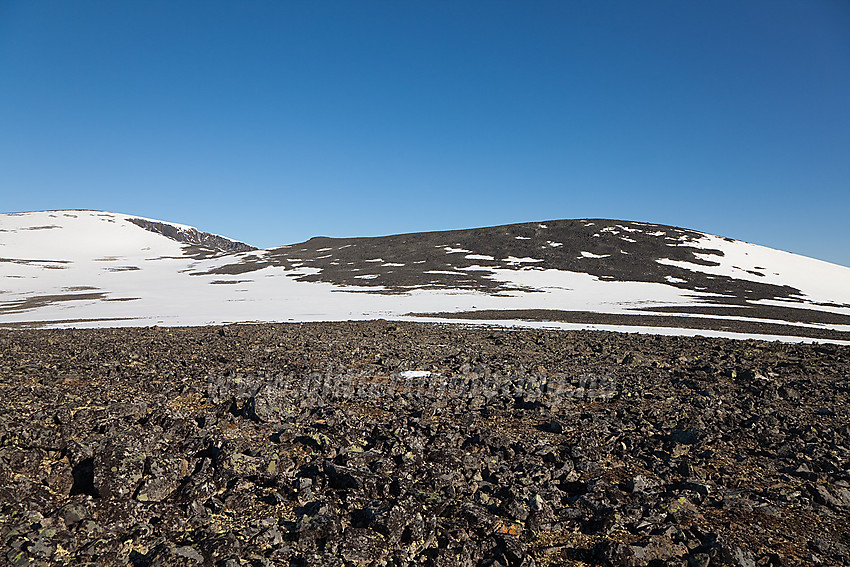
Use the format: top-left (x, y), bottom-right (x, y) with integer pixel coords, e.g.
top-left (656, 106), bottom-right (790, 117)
top-left (2, 1), bottom-right (849, 266)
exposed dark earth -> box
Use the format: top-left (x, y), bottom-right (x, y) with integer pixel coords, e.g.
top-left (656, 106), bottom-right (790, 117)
top-left (2, 322), bottom-right (848, 566)
top-left (197, 220), bottom-right (803, 304)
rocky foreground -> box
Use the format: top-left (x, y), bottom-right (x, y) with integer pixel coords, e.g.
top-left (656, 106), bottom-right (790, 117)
top-left (1, 322), bottom-right (848, 566)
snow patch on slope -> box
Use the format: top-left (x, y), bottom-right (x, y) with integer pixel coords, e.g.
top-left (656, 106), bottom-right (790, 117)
top-left (656, 233), bottom-right (850, 306)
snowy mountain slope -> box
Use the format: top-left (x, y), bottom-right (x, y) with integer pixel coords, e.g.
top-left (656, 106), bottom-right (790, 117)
top-left (2, 210), bottom-right (850, 343)
top-left (0, 211), bottom-right (255, 321)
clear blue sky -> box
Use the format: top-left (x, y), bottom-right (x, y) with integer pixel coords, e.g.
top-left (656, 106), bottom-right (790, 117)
top-left (2, 1), bottom-right (849, 266)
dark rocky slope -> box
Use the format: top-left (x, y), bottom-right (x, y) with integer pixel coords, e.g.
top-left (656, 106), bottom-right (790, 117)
top-left (199, 219), bottom-right (804, 304)
top-left (127, 218), bottom-right (256, 255)
top-left (1, 322), bottom-right (848, 566)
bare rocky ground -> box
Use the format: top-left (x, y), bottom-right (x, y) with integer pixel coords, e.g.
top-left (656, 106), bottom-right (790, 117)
top-left (0, 322), bottom-right (848, 567)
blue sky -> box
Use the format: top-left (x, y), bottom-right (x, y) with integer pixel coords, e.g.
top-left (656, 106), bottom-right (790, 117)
top-left (1, 1), bottom-right (849, 266)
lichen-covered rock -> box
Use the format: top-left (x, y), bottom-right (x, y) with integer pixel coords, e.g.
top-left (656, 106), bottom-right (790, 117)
top-left (93, 435), bottom-right (145, 499)
top-left (337, 527), bottom-right (387, 562)
top-left (135, 457), bottom-right (187, 502)
top-left (0, 322), bottom-right (848, 566)
top-left (246, 382), bottom-right (295, 423)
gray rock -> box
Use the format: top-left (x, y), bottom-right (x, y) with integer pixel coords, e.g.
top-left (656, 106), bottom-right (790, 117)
top-left (60, 502), bottom-right (89, 526)
top-left (247, 382), bottom-right (295, 423)
top-left (812, 484), bottom-right (850, 509)
top-left (627, 474), bottom-right (657, 493)
top-left (93, 435), bottom-right (145, 499)
top-left (173, 545), bottom-right (204, 564)
top-left (338, 528), bottom-right (387, 562)
top-left (136, 457), bottom-right (187, 502)
top-left (723, 546), bottom-right (757, 567)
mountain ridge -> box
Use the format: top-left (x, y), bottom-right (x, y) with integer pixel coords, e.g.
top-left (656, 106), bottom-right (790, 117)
top-left (2, 210), bottom-right (849, 343)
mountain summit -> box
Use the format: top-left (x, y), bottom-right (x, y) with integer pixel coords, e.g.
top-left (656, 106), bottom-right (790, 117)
top-left (2, 210), bottom-right (849, 342)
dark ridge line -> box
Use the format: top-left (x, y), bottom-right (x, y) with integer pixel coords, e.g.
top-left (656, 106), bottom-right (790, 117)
top-left (292, 218), bottom-right (721, 243)
top-left (409, 309), bottom-right (850, 342)
top-left (635, 304), bottom-right (850, 326)
top-left (127, 217), bottom-right (256, 254)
